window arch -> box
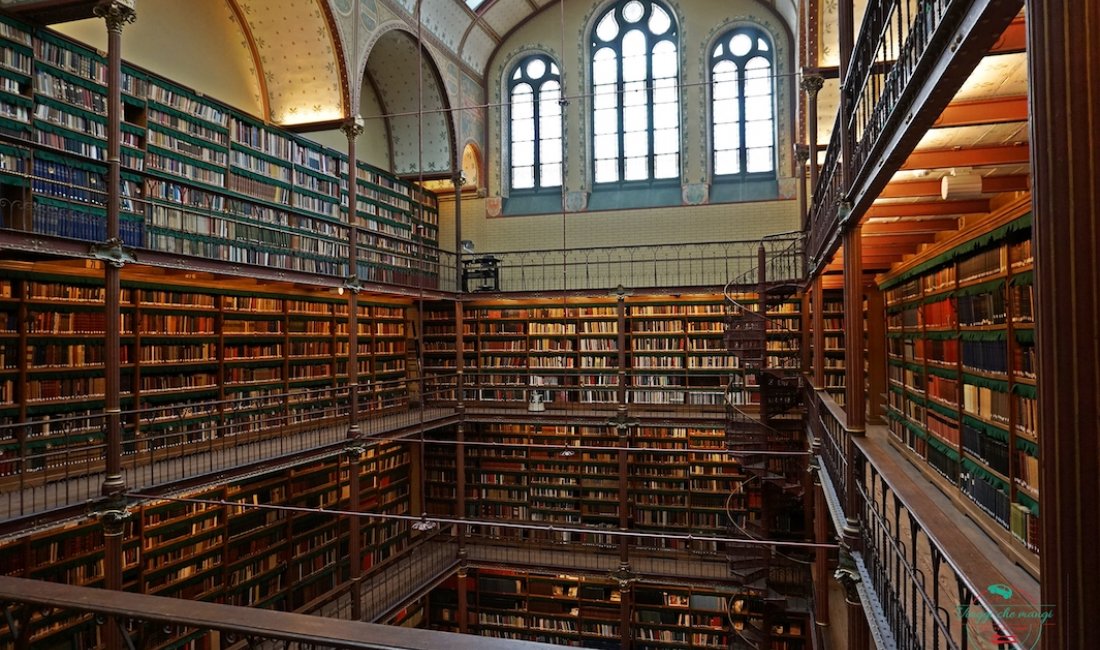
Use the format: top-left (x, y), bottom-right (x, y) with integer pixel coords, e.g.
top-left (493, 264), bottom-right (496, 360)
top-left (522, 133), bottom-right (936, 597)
top-left (590, 0), bottom-right (679, 184)
top-left (508, 53), bottom-right (562, 191)
top-left (711, 26), bottom-right (776, 176)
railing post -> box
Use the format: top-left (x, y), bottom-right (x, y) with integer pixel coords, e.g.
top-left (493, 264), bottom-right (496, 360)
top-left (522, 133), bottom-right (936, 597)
top-left (809, 439), bottom-right (830, 631)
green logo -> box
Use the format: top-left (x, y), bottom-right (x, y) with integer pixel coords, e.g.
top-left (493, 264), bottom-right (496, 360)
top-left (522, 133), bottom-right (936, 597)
top-left (956, 582), bottom-right (1053, 650)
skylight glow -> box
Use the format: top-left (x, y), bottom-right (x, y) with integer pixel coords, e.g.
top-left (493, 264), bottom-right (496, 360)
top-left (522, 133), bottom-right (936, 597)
top-left (465, 0), bottom-right (487, 10)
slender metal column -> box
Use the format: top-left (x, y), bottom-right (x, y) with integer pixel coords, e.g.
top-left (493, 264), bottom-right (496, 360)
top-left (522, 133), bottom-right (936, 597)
top-left (92, 5), bottom-right (136, 649)
top-left (801, 75), bottom-right (824, 196)
top-left (341, 116), bottom-right (366, 620)
top-left (452, 172), bottom-right (464, 293)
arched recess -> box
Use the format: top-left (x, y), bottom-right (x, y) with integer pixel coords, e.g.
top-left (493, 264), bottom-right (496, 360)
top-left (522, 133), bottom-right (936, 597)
top-left (363, 28), bottom-right (455, 176)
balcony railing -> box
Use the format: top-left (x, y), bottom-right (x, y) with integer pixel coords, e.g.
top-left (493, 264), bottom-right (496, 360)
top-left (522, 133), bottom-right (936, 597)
top-left (806, 386), bottom-right (1037, 650)
top-left (464, 234), bottom-right (803, 294)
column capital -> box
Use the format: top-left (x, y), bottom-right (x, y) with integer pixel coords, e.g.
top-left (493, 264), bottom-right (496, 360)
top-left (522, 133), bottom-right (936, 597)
top-left (452, 170), bottom-right (466, 188)
top-left (341, 115), bottom-right (365, 140)
top-left (94, 0), bottom-right (137, 32)
top-left (800, 73), bottom-right (825, 96)
top-left (794, 143), bottom-right (810, 164)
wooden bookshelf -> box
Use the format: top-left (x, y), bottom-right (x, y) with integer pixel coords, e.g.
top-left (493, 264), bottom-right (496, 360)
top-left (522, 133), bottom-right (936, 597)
top-left (0, 16), bottom-right (438, 286)
top-left (0, 445), bottom-right (415, 647)
top-left (427, 422), bottom-right (760, 550)
top-left (879, 206), bottom-right (1038, 555)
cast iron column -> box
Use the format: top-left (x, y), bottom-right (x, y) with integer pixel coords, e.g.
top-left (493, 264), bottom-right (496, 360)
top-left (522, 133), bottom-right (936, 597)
top-left (341, 116), bottom-right (366, 620)
top-left (94, 3), bottom-right (136, 649)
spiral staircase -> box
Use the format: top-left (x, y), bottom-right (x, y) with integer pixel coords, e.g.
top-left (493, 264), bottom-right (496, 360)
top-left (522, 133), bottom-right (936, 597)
top-left (719, 235), bottom-right (813, 648)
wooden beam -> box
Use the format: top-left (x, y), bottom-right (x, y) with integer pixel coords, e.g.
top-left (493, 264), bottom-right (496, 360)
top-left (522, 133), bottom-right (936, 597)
top-left (861, 218), bottom-right (960, 234)
top-left (902, 144), bottom-right (1031, 170)
top-left (866, 200), bottom-right (990, 218)
top-left (933, 96), bottom-right (1028, 128)
top-left (879, 174), bottom-right (1029, 198)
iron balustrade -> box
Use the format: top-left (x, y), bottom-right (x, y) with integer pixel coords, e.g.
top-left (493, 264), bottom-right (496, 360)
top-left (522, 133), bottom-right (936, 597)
top-left (845, 0), bottom-right (952, 185)
top-left (464, 234), bottom-right (803, 294)
top-left (806, 385), bottom-right (1033, 650)
top-left (807, 116), bottom-right (845, 273)
top-left (0, 376), bottom-right (465, 520)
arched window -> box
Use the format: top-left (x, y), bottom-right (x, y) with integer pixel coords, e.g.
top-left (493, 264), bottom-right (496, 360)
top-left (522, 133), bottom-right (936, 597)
top-left (591, 0), bottom-right (679, 184)
top-left (711, 26), bottom-right (775, 176)
top-left (509, 54), bottom-right (562, 191)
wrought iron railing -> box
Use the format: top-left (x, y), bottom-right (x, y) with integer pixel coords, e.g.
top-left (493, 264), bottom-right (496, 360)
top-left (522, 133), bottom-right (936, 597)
top-left (0, 376), bottom-right (465, 520)
top-left (845, 0), bottom-right (953, 183)
top-left (806, 385), bottom-right (1035, 650)
top-left (807, 118), bottom-right (845, 271)
top-left (465, 234), bottom-right (802, 294)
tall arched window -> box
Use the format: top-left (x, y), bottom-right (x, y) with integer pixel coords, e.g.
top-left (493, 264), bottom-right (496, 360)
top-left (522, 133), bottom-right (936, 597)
top-left (711, 26), bottom-right (775, 176)
top-left (591, 0), bottom-right (679, 184)
top-left (509, 54), bottom-right (562, 191)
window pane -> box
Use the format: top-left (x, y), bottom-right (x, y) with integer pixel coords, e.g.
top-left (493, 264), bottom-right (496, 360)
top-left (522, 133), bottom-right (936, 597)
top-left (594, 108), bottom-right (618, 135)
top-left (540, 115), bottom-right (561, 139)
top-left (624, 131), bottom-right (648, 158)
top-left (622, 29), bottom-right (646, 57)
top-left (511, 118), bottom-right (534, 142)
top-left (652, 40), bottom-right (676, 79)
top-left (540, 82), bottom-right (561, 117)
top-left (595, 158), bottom-right (618, 183)
top-left (512, 140), bottom-right (534, 166)
top-left (512, 166), bottom-right (534, 188)
top-left (623, 47), bottom-right (647, 81)
top-left (713, 98), bottom-right (740, 122)
top-left (715, 149), bottom-right (739, 175)
top-left (512, 68), bottom-right (521, 80)
top-left (758, 38), bottom-right (769, 51)
top-left (511, 84), bottom-right (533, 119)
top-left (745, 96), bottom-right (772, 121)
top-left (541, 138), bottom-right (562, 163)
top-left (714, 122), bottom-right (739, 147)
top-left (622, 0), bottom-right (644, 23)
top-left (593, 48), bottom-right (618, 84)
top-left (746, 147), bottom-right (774, 173)
top-left (526, 58), bottom-right (546, 79)
top-left (730, 33), bottom-right (752, 56)
top-left (713, 43), bottom-right (724, 57)
top-left (653, 77), bottom-right (677, 104)
top-left (594, 134), bottom-right (619, 158)
top-left (540, 162), bottom-right (562, 187)
top-left (594, 84), bottom-right (618, 110)
top-left (623, 105), bottom-right (647, 131)
top-left (623, 80), bottom-right (647, 106)
top-left (745, 120), bottom-right (773, 148)
top-left (653, 127), bottom-right (678, 154)
top-left (653, 103), bottom-right (677, 130)
top-left (744, 57), bottom-right (771, 97)
top-left (596, 13), bottom-right (619, 41)
top-left (654, 153), bottom-right (678, 178)
top-left (625, 156), bottom-right (648, 180)
top-left (649, 5), bottom-right (671, 35)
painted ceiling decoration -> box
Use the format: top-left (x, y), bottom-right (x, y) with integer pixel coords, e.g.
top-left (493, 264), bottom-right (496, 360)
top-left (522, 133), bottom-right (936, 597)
top-left (365, 28), bottom-right (454, 175)
top-left (229, 0), bottom-right (347, 125)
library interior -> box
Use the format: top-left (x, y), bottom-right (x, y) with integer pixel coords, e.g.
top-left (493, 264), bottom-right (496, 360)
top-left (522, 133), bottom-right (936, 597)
top-left (0, 0), bottom-right (1092, 649)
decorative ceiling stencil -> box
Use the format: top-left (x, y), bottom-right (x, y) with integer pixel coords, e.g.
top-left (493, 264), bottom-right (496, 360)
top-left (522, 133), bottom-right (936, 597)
top-left (461, 23), bottom-right (496, 71)
top-left (420, 0), bottom-right (473, 52)
top-left (234, 0), bottom-right (346, 125)
top-left (367, 29), bottom-right (453, 174)
top-left (483, 0), bottom-right (531, 35)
